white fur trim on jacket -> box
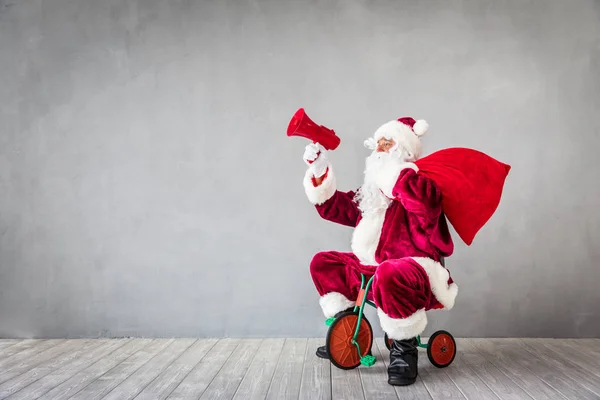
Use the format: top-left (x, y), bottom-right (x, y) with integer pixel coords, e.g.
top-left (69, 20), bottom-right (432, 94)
top-left (377, 308), bottom-right (428, 340)
top-left (411, 257), bottom-right (459, 310)
top-left (319, 292), bottom-right (355, 319)
top-left (303, 164), bottom-right (336, 205)
top-left (351, 210), bottom-right (386, 266)
top-left (374, 162), bottom-right (419, 199)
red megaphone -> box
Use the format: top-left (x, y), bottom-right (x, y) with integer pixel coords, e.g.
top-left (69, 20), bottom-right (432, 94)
top-left (286, 108), bottom-right (341, 150)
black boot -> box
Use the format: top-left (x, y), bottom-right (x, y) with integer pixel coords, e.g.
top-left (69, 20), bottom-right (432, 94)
top-left (316, 345), bottom-right (329, 359)
top-left (388, 338), bottom-right (418, 386)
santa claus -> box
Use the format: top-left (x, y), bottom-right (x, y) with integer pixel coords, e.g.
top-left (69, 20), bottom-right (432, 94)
top-left (302, 117), bottom-right (458, 386)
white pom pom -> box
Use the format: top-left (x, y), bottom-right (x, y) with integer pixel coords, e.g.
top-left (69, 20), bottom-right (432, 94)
top-left (413, 120), bottom-right (429, 137)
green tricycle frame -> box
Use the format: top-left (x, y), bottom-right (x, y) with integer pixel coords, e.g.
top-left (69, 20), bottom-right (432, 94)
top-left (323, 268), bottom-right (457, 370)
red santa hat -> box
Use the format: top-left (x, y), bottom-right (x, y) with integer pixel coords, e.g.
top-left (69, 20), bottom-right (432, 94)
top-left (371, 117), bottom-right (429, 161)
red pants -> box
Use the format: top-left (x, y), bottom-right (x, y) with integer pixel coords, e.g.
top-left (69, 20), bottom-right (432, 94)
top-left (310, 251), bottom-right (457, 340)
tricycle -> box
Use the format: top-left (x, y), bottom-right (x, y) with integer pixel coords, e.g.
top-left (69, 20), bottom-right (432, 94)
top-left (324, 269), bottom-right (457, 370)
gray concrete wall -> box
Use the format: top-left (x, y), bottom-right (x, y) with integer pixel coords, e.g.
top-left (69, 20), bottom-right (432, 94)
top-left (1, 0), bottom-right (599, 339)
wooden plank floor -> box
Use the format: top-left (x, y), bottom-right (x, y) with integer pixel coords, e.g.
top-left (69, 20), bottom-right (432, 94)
top-left (0, 338), bottom-right (598, 399)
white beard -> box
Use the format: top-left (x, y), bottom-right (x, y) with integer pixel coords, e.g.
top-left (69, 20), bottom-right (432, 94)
top-left (354, 148), bottom-right (406, 215)
top-left (351, 145), bottom-right (412, 266)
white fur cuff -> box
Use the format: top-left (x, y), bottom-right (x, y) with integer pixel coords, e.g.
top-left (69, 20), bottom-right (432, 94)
top-left (374, 162), bottom-right (418, 198)
top-left (377, 308), bottom-right (428, 340)
top-left (303, 164), bottom-right (336, 205)
top-left (319, 292), bottom-right (355, 318)
top-left (411, 257), bottom-right (459, 310)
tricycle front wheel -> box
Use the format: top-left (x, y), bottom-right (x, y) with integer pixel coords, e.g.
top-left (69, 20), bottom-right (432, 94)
top-left (326, 311), bottom-right (373, 370)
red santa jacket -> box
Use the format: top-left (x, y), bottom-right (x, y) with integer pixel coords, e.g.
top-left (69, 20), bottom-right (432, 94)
top-left (304, 165), bottom-right (454, 266)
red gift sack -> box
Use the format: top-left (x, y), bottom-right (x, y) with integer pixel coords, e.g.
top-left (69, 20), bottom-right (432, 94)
top-left (415, 148), bottom-right (511, 245)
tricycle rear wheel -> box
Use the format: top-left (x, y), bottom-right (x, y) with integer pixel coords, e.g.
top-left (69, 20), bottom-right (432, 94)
top-left (427, 330), bottom-right (456, 368)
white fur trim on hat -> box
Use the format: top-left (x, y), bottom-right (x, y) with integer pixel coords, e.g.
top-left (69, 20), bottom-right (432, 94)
top-left (377, 308), bottom-right (428, 340)
top-left (373, 120), bottom-right (415, 142)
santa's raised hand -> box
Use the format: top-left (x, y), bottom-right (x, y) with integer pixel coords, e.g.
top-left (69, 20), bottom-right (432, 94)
top-left (303, 142), bottom-right (329, 179)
